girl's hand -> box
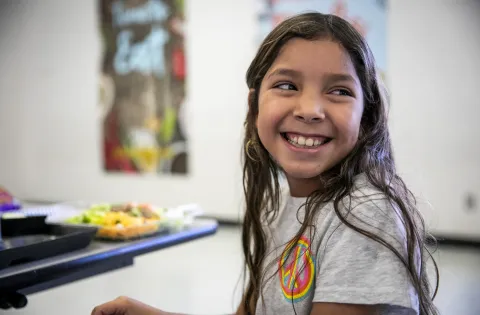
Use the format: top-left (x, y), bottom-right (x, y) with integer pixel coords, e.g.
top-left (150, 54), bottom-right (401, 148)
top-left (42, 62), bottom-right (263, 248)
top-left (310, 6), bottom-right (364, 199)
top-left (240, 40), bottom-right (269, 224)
top-left (91, 296), bottom-right (169, 315)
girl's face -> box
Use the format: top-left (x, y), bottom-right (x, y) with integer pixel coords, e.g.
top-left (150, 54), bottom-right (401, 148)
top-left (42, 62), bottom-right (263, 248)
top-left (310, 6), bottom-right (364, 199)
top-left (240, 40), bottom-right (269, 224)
top-left (255, 38), bottom-right (364, 197)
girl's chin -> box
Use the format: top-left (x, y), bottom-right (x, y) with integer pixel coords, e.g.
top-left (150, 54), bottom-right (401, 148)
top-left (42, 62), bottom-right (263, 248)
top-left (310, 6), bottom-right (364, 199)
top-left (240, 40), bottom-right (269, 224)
top-left (281, 165), bottom-right (325, 181)
top-left (277, 156), bottom-right (339, 181)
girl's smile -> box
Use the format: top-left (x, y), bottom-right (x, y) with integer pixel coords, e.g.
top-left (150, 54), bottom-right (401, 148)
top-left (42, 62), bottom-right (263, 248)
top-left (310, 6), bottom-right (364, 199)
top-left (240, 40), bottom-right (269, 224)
top-left (281, 132), bottom-right (332, 152)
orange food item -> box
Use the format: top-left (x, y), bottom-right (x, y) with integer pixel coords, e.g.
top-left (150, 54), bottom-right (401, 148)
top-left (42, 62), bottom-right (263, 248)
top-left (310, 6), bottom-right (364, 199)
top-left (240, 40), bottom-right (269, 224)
top-left (96, 222), bottom-right (160, 240)
top-left (95, 210), bottom-right (162, 240)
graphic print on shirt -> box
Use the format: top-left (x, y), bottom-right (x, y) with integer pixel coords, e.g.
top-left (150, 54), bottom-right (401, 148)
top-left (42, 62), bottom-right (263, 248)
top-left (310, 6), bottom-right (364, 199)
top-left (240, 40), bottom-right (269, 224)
top-left (278, 235), bottom-right (315, 303)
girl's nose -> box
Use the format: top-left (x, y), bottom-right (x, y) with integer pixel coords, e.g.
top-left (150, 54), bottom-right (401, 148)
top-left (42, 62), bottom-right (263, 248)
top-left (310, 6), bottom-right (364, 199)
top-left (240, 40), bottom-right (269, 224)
top-left (293, 95), bottom-right (326, 123)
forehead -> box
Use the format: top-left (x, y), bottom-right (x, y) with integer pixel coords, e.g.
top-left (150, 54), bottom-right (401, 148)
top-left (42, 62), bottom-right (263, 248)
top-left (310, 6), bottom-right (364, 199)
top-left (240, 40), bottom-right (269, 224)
top-left (268, 38), bottom-right (357, 76)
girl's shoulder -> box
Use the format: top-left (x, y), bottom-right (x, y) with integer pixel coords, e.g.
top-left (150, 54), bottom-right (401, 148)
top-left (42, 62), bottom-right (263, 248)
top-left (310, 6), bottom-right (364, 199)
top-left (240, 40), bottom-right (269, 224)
top-left (317, 173), bottom-right (415, 257)
top-left (344, 173), bottom-right (416, 227)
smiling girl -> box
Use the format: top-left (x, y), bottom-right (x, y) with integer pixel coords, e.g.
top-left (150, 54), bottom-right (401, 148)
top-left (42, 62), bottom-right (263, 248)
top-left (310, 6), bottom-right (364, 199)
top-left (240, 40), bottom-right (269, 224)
top-left (92, 12), bottom-right (439, 315)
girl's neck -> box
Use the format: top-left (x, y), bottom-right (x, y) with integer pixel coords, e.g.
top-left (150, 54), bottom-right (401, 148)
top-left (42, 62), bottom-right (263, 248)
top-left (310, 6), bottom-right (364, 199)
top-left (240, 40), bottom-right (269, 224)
top-left (286, 176), bottom-right (321, 197)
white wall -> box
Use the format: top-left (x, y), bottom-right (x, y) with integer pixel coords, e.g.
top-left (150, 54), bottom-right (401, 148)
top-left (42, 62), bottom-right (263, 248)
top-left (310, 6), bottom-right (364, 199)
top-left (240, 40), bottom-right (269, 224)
top-left (0, 0), bottom-right (479, 236)
top-left (388, 0), bottom-right (480, 238)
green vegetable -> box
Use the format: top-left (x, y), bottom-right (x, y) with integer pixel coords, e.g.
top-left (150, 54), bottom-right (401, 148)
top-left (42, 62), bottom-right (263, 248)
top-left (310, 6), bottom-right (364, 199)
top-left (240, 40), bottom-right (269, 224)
top-left (130, 208), bottom-right (142, 217)
top-left (65, 204), bottom-right (110, 225)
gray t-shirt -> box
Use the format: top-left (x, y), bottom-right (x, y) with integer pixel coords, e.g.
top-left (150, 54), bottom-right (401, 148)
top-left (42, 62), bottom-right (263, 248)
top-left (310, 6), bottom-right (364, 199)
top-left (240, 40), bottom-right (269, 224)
top-left (256, 175), bottom-right (419, 315)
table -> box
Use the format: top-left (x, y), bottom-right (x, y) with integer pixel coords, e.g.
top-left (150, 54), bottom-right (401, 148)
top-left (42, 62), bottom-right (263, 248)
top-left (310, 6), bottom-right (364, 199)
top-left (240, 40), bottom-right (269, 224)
top-left (0, 219), bottom-right (218, 308)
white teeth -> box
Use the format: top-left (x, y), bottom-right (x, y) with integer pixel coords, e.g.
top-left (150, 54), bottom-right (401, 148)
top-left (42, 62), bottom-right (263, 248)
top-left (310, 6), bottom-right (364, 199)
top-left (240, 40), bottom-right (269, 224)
top-left (285, 133), bottom-right (327, 148)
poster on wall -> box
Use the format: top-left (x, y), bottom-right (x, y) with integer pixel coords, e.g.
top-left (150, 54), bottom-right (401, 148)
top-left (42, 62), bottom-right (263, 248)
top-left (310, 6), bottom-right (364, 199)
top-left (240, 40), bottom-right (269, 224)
top-left (256, 0), bottom-right (387, 79)
top-left (99, 0), bottom-right (188, 175)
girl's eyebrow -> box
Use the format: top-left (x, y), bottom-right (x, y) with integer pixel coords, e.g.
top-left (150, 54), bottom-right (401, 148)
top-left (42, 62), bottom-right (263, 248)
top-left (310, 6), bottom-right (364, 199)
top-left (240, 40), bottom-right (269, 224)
top-left (267, 68), bottom-right (359, 87)
top-left (323, 73), bottom-right (359, 87)
top-left (266, 68), bottom-right (303, 80)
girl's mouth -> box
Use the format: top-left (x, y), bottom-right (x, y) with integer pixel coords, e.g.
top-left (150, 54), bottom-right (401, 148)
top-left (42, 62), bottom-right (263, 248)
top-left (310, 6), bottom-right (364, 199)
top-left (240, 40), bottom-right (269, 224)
top-left (281, 132), bottom-right (332, 149)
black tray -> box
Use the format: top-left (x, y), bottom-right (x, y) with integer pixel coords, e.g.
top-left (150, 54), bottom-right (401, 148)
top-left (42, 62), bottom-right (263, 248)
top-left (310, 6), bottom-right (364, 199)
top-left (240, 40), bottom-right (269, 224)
top-left (0, 216), bottom-right (97, 270)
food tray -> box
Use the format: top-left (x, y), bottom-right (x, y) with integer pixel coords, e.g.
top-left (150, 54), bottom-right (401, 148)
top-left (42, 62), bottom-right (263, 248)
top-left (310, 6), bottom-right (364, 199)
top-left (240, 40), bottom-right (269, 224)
top-left (0, 216), bottom-right (97, 270)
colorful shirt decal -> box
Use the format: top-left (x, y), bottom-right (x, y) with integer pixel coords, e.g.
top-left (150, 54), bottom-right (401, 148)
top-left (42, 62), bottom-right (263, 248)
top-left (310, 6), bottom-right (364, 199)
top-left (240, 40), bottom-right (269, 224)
top-left (278, 235), bottom-right (315, 302)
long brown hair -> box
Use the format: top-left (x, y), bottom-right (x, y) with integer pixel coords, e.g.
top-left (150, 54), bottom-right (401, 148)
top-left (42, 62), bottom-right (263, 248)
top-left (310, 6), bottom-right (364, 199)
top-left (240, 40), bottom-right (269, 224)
top-left (241, 12), bottom-right (439, 315)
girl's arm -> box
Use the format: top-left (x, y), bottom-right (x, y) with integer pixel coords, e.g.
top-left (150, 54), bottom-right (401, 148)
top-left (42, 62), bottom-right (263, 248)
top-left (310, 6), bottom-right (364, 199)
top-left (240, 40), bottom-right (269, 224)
top-left (91, 296), bottom-right (245, 315)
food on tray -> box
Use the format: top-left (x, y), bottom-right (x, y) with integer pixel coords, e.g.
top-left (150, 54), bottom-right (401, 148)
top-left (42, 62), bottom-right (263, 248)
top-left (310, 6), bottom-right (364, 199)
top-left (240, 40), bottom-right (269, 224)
top-left (66, 203), bottom-right (167, 240)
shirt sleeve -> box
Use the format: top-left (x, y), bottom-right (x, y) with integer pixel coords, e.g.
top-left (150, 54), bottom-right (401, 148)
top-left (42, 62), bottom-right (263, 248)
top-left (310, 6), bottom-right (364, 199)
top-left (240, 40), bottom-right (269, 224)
top-left (313, 195), bottom-right (420, 315)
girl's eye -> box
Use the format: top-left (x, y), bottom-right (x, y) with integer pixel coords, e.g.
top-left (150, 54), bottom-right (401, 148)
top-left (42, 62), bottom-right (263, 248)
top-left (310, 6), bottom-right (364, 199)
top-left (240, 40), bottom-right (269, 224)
top-left (330, 89), bottom-right (353, 97)
top-left (274, 83), bottom-right (297, 91)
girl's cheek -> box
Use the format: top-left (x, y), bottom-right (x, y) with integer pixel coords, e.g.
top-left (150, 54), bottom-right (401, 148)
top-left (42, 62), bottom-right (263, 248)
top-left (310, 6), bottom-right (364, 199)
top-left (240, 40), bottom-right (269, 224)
top-left (258, 97), bottom-right (285, 126)
top-left (333, 108), bottom-right (362, 140)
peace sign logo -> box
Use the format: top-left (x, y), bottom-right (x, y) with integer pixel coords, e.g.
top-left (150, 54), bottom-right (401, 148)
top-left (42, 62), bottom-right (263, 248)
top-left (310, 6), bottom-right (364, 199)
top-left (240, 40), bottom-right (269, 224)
top-left (278, 235), bottom-right (315, 302)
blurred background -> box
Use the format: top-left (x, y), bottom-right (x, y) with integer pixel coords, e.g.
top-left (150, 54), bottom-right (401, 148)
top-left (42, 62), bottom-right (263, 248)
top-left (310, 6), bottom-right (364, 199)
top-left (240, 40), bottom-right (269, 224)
top-left (0, 0), bottom-right (479, 314)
